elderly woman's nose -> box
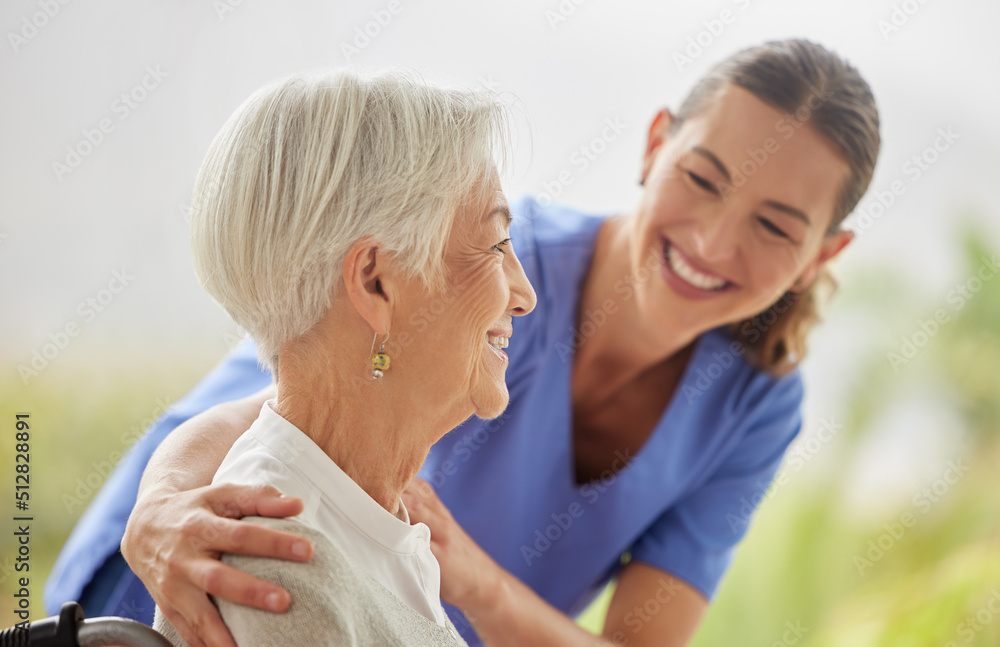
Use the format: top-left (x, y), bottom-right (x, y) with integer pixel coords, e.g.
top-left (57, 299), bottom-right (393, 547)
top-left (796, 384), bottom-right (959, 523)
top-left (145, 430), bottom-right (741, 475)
top-left (506, 252), bottom-right (537, 316)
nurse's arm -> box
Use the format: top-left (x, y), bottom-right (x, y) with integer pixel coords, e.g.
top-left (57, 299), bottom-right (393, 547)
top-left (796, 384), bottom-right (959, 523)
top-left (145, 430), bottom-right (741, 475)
top-left (404, 481), bottom-right (704, 646)
top-left (602, 562), bottom-right (707, 646)
top-left (457, 560), bottom-right (704, 646)
top-left (121, 384), bottom-right (314, 647)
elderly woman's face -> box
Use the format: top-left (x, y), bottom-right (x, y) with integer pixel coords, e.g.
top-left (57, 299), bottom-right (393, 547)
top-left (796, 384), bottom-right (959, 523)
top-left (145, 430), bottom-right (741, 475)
top-left (393, 171), bottom-right (536, 421)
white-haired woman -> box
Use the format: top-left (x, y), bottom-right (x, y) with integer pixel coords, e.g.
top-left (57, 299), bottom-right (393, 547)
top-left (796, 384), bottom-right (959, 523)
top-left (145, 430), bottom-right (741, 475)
top-left (150, 70), bottom-right (536, 646)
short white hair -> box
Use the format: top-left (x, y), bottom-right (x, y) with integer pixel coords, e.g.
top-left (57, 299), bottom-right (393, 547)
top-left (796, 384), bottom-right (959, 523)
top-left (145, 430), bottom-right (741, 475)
top-left (189, 69), bottom-right (512, 372)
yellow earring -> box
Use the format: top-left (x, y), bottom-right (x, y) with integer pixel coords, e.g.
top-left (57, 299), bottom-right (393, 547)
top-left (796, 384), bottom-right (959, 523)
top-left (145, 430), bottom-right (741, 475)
top-left (370, 332), bottom-right (390, 379)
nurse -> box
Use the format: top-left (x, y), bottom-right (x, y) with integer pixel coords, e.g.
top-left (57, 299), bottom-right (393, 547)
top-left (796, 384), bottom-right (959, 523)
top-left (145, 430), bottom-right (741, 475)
top-left (47, 38), bottom-right (880, 647)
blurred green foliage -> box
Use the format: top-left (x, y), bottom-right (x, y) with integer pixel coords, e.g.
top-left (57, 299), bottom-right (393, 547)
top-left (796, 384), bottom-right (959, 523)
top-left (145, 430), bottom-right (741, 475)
top-left (0, 352), bottom-right (220, 629)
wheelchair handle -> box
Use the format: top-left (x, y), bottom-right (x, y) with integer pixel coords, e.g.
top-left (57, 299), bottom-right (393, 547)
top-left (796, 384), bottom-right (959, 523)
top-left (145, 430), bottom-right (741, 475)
top-left (0, 602), bottom-right (171, 647)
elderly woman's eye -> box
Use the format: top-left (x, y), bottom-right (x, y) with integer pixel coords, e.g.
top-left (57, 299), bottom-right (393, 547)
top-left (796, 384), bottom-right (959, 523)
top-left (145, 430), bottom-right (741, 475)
top-left (493, 238), bottom-right (511, 254)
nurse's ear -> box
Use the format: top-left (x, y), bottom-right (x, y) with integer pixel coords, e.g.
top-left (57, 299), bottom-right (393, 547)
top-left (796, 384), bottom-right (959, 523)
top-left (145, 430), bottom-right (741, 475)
top-left (641, 109), bottom-right (675, 186)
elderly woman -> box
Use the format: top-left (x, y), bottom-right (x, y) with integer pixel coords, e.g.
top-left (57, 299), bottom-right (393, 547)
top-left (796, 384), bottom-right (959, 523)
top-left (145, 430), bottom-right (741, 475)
top-left (150, 70), bottom-right (535, 646)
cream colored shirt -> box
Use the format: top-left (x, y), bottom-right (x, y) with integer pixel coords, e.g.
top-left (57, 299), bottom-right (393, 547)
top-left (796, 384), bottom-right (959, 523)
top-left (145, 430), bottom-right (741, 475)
top-left (212, 400), bottom-right (451, 628)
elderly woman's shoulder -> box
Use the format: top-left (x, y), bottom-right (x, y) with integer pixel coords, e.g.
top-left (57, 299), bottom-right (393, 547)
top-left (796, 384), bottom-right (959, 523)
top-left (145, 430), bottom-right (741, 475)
top-left (154, 517), bottom-right (467, 646)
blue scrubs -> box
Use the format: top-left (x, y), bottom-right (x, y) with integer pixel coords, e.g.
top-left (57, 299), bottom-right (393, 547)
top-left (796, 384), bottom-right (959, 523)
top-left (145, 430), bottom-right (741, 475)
top-left (45, 198), bottom-right (803, 645)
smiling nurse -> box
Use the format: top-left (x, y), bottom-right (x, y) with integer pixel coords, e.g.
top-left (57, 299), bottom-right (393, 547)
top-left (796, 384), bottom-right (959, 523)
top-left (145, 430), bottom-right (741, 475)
top-left (47, 39), bottom-right (880, 647)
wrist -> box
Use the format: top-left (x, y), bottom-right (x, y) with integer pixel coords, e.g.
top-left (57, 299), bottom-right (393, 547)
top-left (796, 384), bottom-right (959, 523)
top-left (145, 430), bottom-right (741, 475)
top-left (465, 562), bottom-right (513, 626)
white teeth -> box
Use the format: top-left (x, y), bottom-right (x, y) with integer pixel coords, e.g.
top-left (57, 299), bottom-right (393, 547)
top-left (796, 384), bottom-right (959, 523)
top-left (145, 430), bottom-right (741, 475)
top-left (667, 244), bottom-right (727, 290)
top-left (486, 335), bottom-right (509, 349)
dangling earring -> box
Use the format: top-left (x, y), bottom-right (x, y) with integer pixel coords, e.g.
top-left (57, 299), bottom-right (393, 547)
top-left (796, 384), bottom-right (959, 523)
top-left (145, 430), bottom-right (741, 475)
top-left (369, 332), bottom-right (390, 380)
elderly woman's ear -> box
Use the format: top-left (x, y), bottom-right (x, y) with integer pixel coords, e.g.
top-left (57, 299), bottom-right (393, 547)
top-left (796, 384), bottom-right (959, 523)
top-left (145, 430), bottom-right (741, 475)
top-left (341, 236), bottom-right (395, 335)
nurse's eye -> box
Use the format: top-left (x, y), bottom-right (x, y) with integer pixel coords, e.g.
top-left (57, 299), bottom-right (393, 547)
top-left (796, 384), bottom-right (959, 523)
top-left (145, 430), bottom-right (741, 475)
top-left (757, 217), bottom-right (789, 239)
top-left (686, 171), bottom-right (719, 195)
top-left (492, 238), bottom-right (511, 254)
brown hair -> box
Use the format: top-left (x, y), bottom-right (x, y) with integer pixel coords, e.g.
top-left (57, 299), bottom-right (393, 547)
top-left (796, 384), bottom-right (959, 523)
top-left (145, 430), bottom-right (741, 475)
top-left (670, 39), bottom-right (880, 375)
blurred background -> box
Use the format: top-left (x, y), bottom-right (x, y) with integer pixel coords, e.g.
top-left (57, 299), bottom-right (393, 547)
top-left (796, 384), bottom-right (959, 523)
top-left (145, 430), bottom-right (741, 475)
top-left (2, 1), bottom-right (998, 644)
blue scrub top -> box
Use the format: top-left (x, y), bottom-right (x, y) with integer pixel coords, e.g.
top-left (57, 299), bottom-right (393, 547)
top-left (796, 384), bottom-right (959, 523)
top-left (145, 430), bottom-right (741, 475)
top-left (45, 197), bottom-right (803, 645)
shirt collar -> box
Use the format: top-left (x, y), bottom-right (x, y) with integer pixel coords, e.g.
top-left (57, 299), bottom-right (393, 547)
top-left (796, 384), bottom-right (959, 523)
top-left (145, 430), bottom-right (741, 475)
top-left (247, 400), bottom-right (430, 554)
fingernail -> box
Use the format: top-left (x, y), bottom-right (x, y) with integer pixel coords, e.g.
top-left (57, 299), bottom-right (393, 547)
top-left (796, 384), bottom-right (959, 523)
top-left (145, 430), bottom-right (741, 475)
top-left (265, 592), bottom-right (283, 611)
top-left (292, 541), bottom-right (309, 558)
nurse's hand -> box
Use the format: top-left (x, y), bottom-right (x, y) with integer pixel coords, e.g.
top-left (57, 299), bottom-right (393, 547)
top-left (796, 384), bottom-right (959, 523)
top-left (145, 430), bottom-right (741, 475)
top-left (402, 478), bottom-right (503, 611)
top-left (124, 482), bottom-right (313, 647)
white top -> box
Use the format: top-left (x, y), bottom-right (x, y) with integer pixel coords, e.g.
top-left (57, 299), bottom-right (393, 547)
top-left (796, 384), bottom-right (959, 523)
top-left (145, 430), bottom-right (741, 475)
top-left (213, 400), bottom-right (450, 627)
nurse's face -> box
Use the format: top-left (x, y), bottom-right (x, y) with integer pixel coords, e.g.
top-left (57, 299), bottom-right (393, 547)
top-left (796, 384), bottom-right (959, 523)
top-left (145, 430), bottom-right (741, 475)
top-left (630, 83), bottom-right (853, 335)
